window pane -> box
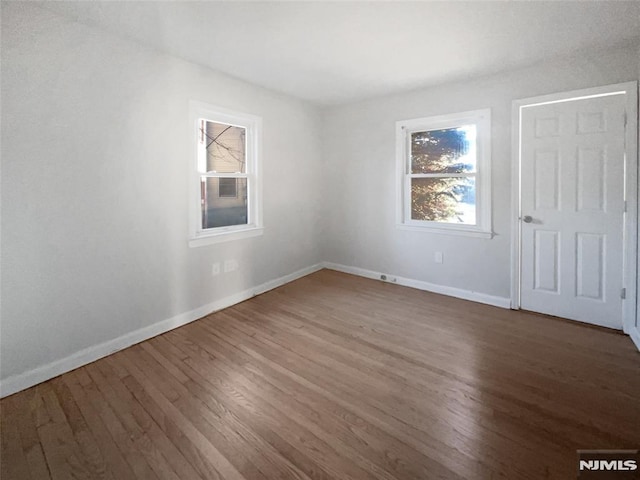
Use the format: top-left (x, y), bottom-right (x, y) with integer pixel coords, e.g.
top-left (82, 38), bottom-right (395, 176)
top-left (200, 120), bottom-right (246, 173)
top-left (201, 177), bottom-right (248, 229)
top-left (411, 125), bottom-right (476, 174)
top-left (411, 177), bottom-right (476, 224)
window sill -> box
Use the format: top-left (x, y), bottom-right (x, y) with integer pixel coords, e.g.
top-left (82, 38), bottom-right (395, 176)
top-left (396, 224), bottom-right (493, 239)
top-left (189, 226), bottom-right (264, 247)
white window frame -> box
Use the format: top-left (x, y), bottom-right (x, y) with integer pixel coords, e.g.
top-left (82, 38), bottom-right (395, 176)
top-left (188, 101), bottom-right (263, 247)
top-left (396, 108), bottom-right (492, 238)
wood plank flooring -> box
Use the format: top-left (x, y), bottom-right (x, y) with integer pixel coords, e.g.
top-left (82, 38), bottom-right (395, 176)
top-left (2, 269), bottom-right (639, 479)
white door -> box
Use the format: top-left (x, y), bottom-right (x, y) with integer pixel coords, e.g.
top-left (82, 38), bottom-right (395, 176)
top-left (520, 93), bottom-right (627, 329)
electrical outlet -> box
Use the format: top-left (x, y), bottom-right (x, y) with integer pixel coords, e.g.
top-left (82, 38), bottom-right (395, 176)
top-left (211, 262), bottom-right (220, 276)
top-left (434, 252), bottom-right (443, 264)
top-left (224, 259), bottom-right (239, 273)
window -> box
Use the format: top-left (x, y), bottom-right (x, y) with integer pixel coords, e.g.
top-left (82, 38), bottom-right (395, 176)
top-left (189, 102), bottom-right (262, 246)
top-left (218, 178), bottom-right (238, 198)
top-left (396, 109), bottom-right (492, 237)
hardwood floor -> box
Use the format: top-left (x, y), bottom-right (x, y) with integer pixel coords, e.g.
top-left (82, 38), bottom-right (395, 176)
top-left (2, 269), bottom-right (639, 479)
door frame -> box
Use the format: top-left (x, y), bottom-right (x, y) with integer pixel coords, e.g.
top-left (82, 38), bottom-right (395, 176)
top-left (510, 81), bottom-right (638, 334)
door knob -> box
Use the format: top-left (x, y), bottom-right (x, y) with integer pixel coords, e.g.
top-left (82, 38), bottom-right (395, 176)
top-left (522, 215), bottom-right (533, 223)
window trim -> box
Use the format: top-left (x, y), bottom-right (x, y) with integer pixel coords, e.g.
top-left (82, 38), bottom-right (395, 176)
top-left (395, 108), bottom-right (492, 238)
top-left (188, 101), bottom-right (263, 247)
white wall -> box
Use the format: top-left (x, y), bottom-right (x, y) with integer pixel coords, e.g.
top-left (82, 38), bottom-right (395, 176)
top-left (637, 43), bottom-right (640, 340)
top-left (0, 3), bottom-right (323, 385)
top-left (321, 43), bottom-right (640, 301)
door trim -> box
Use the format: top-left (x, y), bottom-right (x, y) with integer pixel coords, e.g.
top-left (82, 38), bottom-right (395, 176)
top-left (510, 81), bottom-right (638, 334)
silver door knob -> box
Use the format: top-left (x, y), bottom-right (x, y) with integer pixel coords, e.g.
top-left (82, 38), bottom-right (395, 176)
top-left (522, 215), bottom-right (533, 223)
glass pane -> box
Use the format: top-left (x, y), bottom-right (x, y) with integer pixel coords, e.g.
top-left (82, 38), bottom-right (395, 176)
top-left (411, 125), bottom-right (476, 174)
top-left (411, 177), bottom-right (476, 224)
top-left (199, 120), bottom-right (246, 173)
top-left (201, 177), bottom-right (248, 229)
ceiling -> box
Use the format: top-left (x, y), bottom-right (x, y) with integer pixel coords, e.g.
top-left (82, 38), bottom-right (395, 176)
top-left (36, 1), bottom-right (640, 106)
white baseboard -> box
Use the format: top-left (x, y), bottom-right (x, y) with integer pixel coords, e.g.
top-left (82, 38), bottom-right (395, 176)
top-left (0, 263), bottom-right (323, 398)
top-left (322, 261), bottom-right (511, 309)
top-left (630, 326), bottom-right (640, 353)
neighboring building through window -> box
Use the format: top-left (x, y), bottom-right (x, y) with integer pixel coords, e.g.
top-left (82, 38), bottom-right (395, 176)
top-left (396, 109), bottom-right (492, 237)
top-left (200, 120), bottom-right (246, 228)
top-left (189, 102), bottom-right (262, 246)
top-left (218, 178), bottom-right (238, 198)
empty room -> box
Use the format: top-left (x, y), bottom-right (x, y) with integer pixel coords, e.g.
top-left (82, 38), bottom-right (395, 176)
top-left (1, 1), bottom-right (639, 479)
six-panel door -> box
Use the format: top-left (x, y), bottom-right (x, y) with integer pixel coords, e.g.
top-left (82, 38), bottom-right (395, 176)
top-left (520, 94), bottom-right (626, 329)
